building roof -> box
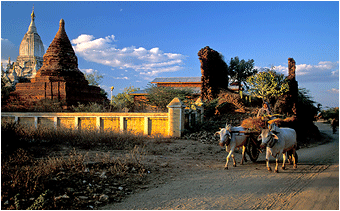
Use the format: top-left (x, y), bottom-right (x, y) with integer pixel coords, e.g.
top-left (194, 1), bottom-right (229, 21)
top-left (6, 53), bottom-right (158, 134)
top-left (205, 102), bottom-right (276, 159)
top-left (129, 90), bottom-right (148, 95)
top-left (129, 87), bottom-right (201, 96)
top-left (151, 77), bottom-right (201, 83)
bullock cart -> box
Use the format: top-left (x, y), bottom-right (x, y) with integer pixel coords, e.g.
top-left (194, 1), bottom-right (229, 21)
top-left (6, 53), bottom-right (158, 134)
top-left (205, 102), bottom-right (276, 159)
top-left (233, 130), bottom-right (262, 162)
top-left (237, 115), bottom-right (299, 164)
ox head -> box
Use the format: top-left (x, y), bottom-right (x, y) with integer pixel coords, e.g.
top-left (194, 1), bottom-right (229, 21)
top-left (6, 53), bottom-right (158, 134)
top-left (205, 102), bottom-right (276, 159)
top-left (259, 128), bottom-right (278, 148)
top-left (215, 124), bottom-right (232, 147)
top-left (269, 123), bottom-right (279, 133)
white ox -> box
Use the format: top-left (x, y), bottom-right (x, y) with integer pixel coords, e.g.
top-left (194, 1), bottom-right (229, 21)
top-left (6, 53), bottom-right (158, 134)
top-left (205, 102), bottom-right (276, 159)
top-left (259, 123), bottom-right (297, 173)
top-left (215, 124), bottom-right (248, 169)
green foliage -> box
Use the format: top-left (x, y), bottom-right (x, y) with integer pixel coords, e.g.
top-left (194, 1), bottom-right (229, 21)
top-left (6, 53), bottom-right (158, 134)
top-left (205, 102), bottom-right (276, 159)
top-left (246, 67), bottom-right (289, 101)
top-left (100, 88), bottom-right (108, 99)
top-left (202, 98), bottom-right (219, 119)
top-left (297, 88), bottom-right (319, 122)
top-left (83, 71), bottom-right (103, 86)
top-left (27, 190), bottom-right (50, 210)
top-left (1, 74), bottom-right (14, 102)
top-left (321, 107), bottom-right (339, 120)
top-left (84, 71), bottom-right (108, 99)
top-left (70, 102), bottom-right (109, 112)
top-left (111, 86), bottom-right (140, 111)
top-left (228, 56), bottom-right (258, 90)
top-left (145, 84), bottom-right (195, 111)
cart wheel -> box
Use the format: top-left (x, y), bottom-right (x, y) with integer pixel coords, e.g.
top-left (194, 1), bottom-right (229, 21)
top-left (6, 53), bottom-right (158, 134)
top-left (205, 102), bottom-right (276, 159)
top-left (246, 137), bottom-right (259, 162)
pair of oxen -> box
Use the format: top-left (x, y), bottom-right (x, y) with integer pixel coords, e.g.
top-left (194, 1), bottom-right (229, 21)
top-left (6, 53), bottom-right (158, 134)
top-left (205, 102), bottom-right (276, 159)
top-left (215, 123), bottom-right (297, 173)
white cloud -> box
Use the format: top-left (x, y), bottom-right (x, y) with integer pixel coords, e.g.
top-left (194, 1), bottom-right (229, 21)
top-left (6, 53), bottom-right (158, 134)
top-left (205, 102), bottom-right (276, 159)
top-left (71, 34), bottom-right (186, 78)
top-left (328, 88), bottom-right (339, 94)
top-left (72, 34), bottom-right (116, 52)
top-left (1, 38), bottom-right (18, 65)
top-left (139, 65), bottom-right (183, 76)
top-left (111, 76), bottom-right (129, 80)
top-left (272, 61), bottom-right (339, 82)
top-left (80, 68), bottom-right (95, 74)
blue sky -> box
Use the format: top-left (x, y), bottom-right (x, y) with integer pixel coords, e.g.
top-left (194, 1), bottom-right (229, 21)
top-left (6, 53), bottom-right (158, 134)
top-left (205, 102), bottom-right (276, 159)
top-left (1, 1), bottom-right (339, 108)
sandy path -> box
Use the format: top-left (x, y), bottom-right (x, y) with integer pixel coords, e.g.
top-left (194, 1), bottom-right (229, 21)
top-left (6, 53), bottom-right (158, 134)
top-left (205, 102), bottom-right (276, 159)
top-left (102, 122), bottom-right (339, 210)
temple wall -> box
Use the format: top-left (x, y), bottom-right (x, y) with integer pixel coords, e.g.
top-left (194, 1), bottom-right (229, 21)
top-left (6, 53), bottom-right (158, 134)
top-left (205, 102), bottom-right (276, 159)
top-left (1, 98), bottom-right (203, 137)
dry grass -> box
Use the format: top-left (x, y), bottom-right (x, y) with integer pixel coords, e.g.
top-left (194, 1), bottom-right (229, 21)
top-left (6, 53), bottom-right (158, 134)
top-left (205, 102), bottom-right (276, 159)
top-left (241, 117), bottom-right (267, 131)
top-left (1, 123), bottom-right (149, 209)
top-left (268, 116), bottom-right (297, 127)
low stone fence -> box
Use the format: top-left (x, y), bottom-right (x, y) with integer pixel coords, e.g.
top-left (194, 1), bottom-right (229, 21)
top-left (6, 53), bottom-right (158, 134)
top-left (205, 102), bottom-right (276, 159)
top-left (1, 98), bottom-right (203, 137)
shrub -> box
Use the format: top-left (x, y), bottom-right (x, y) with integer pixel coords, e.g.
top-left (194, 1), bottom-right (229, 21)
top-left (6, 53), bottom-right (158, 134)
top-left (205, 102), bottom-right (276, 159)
top-left (111, 86), bottom-right (139, 112)
top-left (70, 102), bottom-right (110, 112)
top-left (145, 84), bottom-right (196, 112)
top-left (321, 107), bottom-right (339, 121)
top-left (1, 146), bottom-right (146, 209)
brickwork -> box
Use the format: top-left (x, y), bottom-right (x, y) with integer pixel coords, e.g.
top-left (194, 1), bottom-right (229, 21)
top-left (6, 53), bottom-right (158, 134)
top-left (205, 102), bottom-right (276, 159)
top-left (274, 58), bottom-right (299, 115)
top-left (10, 19), bottom-right (105, 109)
top-left (198, 46), bottom-right (229, 102)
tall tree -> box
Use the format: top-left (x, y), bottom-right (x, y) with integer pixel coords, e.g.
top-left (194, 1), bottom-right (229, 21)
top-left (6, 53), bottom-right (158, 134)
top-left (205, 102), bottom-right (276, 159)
top-left (146, 84), bottom-right (195, 111)
top-left (246, 68), bottom-right (289, 102)
top-left (111, 86), bottom-right (139, 111)
top-left (228, 56), bottom-right (257, 90)
top-left (84, 71), bottom-right (103, 86)
top-left (84, 71), bottom-right (107, 99)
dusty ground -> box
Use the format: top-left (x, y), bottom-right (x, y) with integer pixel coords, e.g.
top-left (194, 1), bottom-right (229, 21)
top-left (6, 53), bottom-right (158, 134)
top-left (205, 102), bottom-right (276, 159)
top-left (102, 122), bottom-right (339, 210)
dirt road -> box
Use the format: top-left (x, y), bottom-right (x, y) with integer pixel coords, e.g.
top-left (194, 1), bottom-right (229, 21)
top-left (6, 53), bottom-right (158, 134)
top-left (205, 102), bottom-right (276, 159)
top-left (102, 122), bottom-right (339, 210)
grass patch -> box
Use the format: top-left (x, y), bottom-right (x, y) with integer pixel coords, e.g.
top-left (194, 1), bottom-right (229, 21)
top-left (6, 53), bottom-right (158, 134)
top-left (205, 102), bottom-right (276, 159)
top-left (1, 123), bottom-right (149, 209)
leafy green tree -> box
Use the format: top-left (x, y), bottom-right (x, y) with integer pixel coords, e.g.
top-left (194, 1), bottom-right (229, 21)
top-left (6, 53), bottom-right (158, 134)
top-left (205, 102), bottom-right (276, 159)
top-left (297, 88), bottom-right (319, 122)
top-left (83, 71), bottom-right (107, 99)
top-left (321, 107), bottom-right (339, 120)
top-left (246, 68), bottom-right (289, 102)
top-left (111, 86), bottom-right (140, 111)
top-left (1, 75), bottom-right (15, 106)
top-left (71, 102), bottom-right (109, 112)
top-left (146, 84), bottom-right (195, 111)
top-left (228, 56), bottom-right (258, 90)
top-left (84, 71), bottom-right (103, 86)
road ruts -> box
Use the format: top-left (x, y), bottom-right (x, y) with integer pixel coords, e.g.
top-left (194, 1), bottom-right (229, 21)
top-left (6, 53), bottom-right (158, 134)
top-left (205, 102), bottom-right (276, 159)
top-left (102, 122), bottom-right (338, 210)
top-left (250, 164), bottom-right (331, 210)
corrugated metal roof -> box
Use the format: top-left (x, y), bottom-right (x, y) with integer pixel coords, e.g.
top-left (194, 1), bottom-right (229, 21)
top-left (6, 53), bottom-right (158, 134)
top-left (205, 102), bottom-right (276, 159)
top-left (151, 77), bottom-right (201, 83)
top-left (129, 87), bottom-right (201, 95)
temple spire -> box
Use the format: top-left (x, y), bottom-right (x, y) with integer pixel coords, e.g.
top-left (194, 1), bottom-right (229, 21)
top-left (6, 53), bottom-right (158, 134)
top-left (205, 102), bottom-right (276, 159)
top-left (27, 6), bottom-right (37, 34)
top-left (31, 6), bottom-right (35, 21)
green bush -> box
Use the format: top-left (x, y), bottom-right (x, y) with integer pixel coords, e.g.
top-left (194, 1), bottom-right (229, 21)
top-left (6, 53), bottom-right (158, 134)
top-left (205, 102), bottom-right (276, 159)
top-left (321, 107), bottom-right (339, 120)
top-left (146, 84), bottom-right (196, 111)
top-left (70, 102), bottom-right (109, 112)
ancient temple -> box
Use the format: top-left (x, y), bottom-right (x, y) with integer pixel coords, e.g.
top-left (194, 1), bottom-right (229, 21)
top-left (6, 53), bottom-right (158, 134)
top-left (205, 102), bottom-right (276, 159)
top-left (11, 19), bottom-right (105, 109)
top-left (198, 46), bottom-right (229, 101)
top-left (273, 58), bottom-right (299, 115)
top-left (2, 8), bottom-right (44, 84)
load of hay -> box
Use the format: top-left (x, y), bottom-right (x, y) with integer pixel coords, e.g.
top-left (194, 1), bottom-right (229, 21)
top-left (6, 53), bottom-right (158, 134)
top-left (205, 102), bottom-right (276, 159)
top-left (241, 117), bottom-right (267, 132)
top-left (268, 116), bottom-right (297, 128)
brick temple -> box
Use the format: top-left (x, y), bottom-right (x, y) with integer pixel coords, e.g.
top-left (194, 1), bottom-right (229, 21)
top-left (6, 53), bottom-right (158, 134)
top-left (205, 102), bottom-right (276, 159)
top-left (11, 19), bottom-right (105, 109)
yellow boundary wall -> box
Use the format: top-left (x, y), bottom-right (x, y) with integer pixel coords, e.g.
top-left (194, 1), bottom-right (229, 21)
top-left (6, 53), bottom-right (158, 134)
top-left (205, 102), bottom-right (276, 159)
top-left (1, 98), bottom-right (203, 137)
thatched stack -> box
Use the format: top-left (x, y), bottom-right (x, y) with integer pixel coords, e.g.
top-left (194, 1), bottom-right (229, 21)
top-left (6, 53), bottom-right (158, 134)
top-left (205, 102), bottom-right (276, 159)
top-left (240, 117), bottom-right (267, 132)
